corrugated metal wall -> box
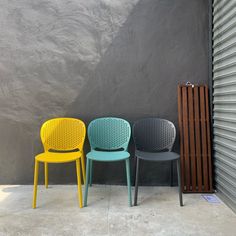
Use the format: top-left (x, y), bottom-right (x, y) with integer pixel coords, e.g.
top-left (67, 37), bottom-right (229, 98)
top-left (213, 0), bottom-right (236, 212)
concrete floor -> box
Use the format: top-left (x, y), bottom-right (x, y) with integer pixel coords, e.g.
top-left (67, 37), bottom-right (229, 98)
top-left (0, 185), bottom-right (235, 236)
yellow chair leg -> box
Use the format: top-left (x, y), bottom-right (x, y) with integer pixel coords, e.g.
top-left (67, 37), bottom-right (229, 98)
top-left (44, 162), bottom-right (48, 188)
top-left (32, 160), bottom-right (39, 209)
top-left (81, 151), bottom-right (86, 184)
top-left (76, 159), bottom-right (83, 208)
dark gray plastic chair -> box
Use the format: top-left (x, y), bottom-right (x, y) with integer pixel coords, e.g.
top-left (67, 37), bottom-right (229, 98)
top-left (133, 118), bottom-right (183, 206)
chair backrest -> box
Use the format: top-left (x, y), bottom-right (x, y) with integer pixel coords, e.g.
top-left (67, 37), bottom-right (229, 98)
top-left (40, 118), bottom-right (86, 152)
top-left (88, 117), bottom-right (131, 151)
top-left (133, 118), bottom-right (176, 152)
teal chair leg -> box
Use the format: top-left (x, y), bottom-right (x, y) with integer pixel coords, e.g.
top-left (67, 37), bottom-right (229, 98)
top-left (125, 158), bottom-right (132, 207)
top-left (89, 160), bottom-right (93, 186)
top-left (84, 158), bottom-right (91, 207)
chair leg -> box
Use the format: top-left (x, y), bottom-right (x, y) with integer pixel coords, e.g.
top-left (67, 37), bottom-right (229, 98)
top-left (133, 156), bottom-right (137, 186)
top-left (84, 158), bottom-right (91, 207)
top-left (125, 158), bottom-right (132, 207)
top-left (177, 159), bottom-right (183, 206)
top-left (32, 160), bottom-right (39, 209)
top-left (44, 162), bottom-right (48, 188)
top-left (170, 160), bottom-right (173, 187)
top-left (134, 157), bottom-right (140, 206)
top-left (76, 159), bottom-right (83, 208)
top-left (81, 151), bottom-right (86, 184)
top-left (89, 160), bottom-right (93, 186)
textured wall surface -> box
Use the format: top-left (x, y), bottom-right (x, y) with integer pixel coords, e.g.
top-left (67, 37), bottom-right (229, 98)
top-left (0, 0), bottom-right (209, 184)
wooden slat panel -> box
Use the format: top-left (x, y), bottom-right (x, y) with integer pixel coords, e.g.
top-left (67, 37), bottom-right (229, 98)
top-left (178, 84), bottom-right (212, 193)
top-left (188, 87), bottom-right (197, 191)
top-left (178, 86), bottom-right (185, 191)
top-left (200, 87), bottom-right (209, 191)
top-left (205, 86), bottom-right (213, 191)
top-left (194, 87), bottom-right (203, 192)
top-left (182, 87), bottom-right (190, 191)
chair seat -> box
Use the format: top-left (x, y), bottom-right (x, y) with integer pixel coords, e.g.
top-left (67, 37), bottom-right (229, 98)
top-left (87, 150), bottom-right (130, 162)
top-left (135, 150), bottom-right (180, 161)
top-left (35, 151), bottom-right (82, 163)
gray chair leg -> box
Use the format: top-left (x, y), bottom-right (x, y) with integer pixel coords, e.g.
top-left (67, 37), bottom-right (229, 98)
top-left (89, 160), bottom-right (93, 186)
top-left (177, 159), bottom-right (183, 206)
top-left (170, 160), bottom-right (173, 186)
top-left (134, 157), bottom-right (140, 206)
top-left (133, 156), bottom-right (137, 186)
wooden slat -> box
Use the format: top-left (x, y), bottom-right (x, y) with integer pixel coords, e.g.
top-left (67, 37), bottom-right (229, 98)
top-left (182, 87), bottom-right (190, 191)
top-left (200, 87), bottom-right (209, 191)
top-left (188, 87), bottom-right (197, 191)
top-left (194, 87), bottom-right (203, 192)
top-left (178, 86), bottom-right (185, 191)
top-left (205, 86), bottom-right (213, 191)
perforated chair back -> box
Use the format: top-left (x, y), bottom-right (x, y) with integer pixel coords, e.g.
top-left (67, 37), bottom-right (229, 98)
top-left (88, 117), bottom-right (131, 151)
top-left (40, 118), bottom-right (86, 152)
top-left (133, 118), bottom-right (176, 152)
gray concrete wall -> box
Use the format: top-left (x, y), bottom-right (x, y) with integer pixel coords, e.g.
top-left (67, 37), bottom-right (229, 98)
top-left (0, 0), bottom-right (209, 185)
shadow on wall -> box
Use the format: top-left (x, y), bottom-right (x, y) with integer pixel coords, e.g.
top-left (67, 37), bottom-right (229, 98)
top-left (65, 0), bottom-right (209, 185)
top-left (0, 0), bottom-right (209, 184)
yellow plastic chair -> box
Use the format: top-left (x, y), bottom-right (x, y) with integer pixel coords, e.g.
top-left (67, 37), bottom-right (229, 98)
top-left (32, 118), bottom-right (86, 209)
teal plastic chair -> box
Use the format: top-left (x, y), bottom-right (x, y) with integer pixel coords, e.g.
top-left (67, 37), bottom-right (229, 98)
top-left (84, 117), bottom-right (132, 207)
